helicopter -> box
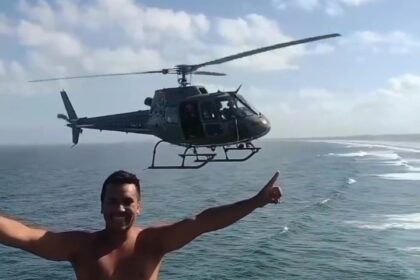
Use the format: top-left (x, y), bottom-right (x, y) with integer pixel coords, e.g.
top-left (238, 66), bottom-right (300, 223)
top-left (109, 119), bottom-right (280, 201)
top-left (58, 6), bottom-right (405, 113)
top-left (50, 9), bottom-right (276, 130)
top-left (31, 33), bottom-right (340, 169)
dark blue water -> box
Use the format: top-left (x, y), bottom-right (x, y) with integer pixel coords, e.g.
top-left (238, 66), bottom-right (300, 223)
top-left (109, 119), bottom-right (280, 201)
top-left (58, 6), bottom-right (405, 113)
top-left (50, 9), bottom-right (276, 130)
top-left (1, 140), bottom-right (420, 279)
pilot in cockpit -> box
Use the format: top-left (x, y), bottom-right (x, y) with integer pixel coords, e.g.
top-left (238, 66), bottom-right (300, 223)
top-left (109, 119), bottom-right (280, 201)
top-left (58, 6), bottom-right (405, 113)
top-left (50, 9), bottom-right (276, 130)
top-left (222, 100), bottom-right (237, 120)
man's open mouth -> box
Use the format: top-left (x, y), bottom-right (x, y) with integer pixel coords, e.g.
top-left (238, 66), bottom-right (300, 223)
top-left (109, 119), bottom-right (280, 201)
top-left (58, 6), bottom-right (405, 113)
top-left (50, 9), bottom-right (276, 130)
top-left (110, 214), bottom-right (128, 223)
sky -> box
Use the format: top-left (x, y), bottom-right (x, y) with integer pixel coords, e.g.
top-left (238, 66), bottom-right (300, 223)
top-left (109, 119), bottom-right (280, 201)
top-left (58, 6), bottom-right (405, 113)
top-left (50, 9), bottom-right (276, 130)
top-left (1, 0), bottom-right (420, 145)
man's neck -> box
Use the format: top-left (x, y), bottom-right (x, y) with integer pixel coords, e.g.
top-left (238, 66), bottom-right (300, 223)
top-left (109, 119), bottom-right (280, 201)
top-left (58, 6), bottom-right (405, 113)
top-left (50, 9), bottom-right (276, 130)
top-left (101, 227), bottom-right (136, 246)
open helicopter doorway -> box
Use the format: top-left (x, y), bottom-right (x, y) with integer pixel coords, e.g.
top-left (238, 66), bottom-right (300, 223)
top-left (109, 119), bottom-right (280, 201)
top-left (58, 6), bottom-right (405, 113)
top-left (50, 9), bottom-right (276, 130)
top-left (199, 101), bottom-right (223, 137)
top-left (180, 101), bottom-right (204, 140)
top-left (180, 99), bottom-right (225, 140)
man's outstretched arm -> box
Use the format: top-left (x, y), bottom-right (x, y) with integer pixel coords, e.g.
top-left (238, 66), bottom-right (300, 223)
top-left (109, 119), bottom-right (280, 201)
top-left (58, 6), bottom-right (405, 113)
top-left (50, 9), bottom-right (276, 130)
top-left (0, 215), bottom-right (85, 261)
top-left (151, 171), bottom-right (282, 253)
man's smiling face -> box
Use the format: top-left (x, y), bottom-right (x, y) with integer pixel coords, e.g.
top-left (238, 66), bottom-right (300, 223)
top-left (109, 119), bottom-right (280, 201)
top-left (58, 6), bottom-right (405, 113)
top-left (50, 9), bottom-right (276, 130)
top-left (101, 183), bottom-right (141, 233)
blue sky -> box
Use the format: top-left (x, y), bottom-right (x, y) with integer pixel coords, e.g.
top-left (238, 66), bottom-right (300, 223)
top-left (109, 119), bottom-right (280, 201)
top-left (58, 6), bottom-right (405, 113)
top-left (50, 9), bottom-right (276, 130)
top-left (1, 0), bottom-right (420, 144)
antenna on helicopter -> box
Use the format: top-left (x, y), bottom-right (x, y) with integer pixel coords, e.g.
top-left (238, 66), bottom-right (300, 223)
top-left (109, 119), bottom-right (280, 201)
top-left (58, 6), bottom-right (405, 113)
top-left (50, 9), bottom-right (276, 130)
top-left (29, 33), bottom-right (340, 87)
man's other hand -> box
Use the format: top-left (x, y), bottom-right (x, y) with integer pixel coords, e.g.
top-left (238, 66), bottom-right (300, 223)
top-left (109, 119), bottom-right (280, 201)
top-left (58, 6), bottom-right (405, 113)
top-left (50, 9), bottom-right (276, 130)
top-left (255, 171), bottom-right (282, 207)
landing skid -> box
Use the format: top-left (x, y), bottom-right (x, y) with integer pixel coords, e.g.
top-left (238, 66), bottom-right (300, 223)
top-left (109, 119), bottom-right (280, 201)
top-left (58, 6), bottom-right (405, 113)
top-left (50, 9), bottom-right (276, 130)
top-left (148, 141), bottom-right (261, 169)
top-left (196, 142), bottom-right (261, 163)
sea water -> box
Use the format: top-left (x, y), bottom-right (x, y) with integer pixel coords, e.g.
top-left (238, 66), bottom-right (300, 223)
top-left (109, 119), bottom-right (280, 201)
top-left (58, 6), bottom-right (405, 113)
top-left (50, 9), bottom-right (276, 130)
top-left (0, 139), bottom-right (419, 279)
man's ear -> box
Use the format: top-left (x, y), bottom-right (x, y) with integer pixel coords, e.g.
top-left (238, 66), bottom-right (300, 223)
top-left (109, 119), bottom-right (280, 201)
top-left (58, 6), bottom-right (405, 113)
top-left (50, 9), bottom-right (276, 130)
top-left (136, 201), bottom-right (142, 215)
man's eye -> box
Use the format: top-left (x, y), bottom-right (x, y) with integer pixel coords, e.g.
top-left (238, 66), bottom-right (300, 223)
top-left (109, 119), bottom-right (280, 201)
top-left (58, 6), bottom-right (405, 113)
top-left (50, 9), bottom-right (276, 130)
top-left (123, 198), bottom-right (133, 206)
top-left (107, 200), bottom-right (118, 205)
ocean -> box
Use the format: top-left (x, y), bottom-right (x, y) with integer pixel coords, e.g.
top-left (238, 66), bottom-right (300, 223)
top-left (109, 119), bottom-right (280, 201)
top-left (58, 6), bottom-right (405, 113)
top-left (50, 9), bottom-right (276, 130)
top-left (0, 139), bottom-right (420, 279)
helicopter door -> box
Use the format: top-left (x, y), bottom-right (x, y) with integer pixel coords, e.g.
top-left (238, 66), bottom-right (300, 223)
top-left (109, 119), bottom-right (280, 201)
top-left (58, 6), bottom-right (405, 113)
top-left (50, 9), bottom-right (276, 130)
top-left (180, 101), bottom-right (204, 140)
top-left (200, 101), bottom-right (222, 137)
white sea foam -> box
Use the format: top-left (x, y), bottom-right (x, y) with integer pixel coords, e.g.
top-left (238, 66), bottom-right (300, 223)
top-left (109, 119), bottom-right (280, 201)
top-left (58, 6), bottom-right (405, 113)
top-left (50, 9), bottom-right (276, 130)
top-left (400, 247), bottom-right (420, 252)
top-left (328, 151), bottom-right (367, 157)
top-left (357, 223), bottom-right (420, 230)
top-left (280, 226), bottom-right (289, 234)
top-left (311, 139), bottom-right (420, 154)
top-left (404, 159), bottom-right (420, 171)
top-left (366, 151), bottom-right (401, 160)
top-left (407, 166), bottom-right (420, 172)
top-left (381, 159), bottom-right (420, 172)
top-left (320, 198), bottom-right (331, 204)
top-left (377, 173), bottom-right (420, 181)
top-left (352, 143), bottom-right (420, 154)
top-left (321, 139), bottom-right (420, 178)
top-left (382, 160), bottom-right (409, 167)
top-left (347, 178), bottom-right (357, 184)
top-left (347, 213), bottom-right (420, 230)
top-left (328, 150), bottom-right (401, 161)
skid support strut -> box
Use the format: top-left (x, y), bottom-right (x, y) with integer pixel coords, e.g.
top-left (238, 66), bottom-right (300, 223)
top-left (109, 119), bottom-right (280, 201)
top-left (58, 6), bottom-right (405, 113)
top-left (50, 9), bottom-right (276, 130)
top-left (148, 141), bottom-right (260, 169)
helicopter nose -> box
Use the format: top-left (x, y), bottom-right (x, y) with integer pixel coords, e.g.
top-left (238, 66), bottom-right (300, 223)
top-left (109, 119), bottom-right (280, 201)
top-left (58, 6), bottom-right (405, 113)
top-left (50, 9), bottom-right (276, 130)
top-left (260, 115), bottom-right (271, 136)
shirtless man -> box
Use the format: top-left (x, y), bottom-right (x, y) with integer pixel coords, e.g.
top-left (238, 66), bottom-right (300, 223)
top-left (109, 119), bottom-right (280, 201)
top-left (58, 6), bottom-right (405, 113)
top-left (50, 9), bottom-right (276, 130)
top-left (0, 170), bottom-right (282, 280)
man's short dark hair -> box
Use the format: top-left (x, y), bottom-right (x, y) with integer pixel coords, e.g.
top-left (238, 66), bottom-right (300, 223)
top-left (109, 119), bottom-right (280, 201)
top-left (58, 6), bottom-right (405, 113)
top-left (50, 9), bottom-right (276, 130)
top-left (101, 170), bottom-right (141, 203)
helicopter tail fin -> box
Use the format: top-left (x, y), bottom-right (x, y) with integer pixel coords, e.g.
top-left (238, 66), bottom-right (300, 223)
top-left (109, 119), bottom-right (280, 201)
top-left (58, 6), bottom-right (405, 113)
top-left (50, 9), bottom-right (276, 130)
top-left (59, 90), bottom-right (82, 145)
top-left (72, 127), bottom-right (82, 145)
top-left (60, 90), bottom-right (78, 120)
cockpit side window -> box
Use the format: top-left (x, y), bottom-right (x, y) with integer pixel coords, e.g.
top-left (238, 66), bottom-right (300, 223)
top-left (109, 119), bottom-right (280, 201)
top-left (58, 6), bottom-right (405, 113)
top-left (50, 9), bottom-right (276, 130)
top-left (216, 98), bottom-right (237, 120)
top-left (165, 106), bottom-right (179, 123)
top-left (216, 97), bottom-right (256, 120)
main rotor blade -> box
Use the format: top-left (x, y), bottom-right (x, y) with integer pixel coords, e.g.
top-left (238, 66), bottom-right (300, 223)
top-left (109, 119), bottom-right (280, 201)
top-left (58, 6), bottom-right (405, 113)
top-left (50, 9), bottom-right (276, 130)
top-left (193, 71), bottom-right (226, 76)
top-left (193, 33), bottom-right (340, 70)
top-left (29, 70), bottom-right (169, 82)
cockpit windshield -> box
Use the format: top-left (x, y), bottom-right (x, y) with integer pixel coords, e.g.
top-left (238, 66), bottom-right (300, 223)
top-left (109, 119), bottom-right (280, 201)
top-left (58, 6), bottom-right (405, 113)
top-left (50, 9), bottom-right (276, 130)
top-left (236, 94), bottom-right (259, 114)
top-left (216, 95), bottom-right (258, 120)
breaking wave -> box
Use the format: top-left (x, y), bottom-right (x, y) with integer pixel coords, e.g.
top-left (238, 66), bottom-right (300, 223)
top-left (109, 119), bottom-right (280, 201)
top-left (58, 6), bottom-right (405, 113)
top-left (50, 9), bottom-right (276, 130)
top-left (377, 173), bottom-right (420, 181)
top-left (346, 213), bottom-right (420, 230)
top-left (328, 151), bottom-right (367, 157)
top-left (327, 150), bottom-right (401, 160)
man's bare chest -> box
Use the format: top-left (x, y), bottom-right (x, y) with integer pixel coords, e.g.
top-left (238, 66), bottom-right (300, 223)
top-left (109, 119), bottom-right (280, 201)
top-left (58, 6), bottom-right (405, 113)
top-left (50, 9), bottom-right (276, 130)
top-left (73, 246), bottom-right (162, 280)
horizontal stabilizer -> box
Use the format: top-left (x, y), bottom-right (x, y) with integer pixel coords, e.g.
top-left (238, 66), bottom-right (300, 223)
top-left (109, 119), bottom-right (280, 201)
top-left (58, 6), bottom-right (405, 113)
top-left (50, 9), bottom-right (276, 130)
top-left (57, 113), bottom-right (69, 122)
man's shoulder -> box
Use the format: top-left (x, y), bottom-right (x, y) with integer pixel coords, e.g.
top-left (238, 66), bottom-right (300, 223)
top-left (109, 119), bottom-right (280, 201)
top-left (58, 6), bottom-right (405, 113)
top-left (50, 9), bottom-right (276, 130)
top-left (60, 230), bottom-right (96, 244)
top-left (135, 225), bottom-right (172, 243)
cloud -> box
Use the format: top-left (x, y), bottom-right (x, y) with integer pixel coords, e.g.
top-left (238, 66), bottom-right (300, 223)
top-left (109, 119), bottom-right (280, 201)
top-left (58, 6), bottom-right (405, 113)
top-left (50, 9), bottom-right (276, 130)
top-left (213, 14), bottom-right (337, 71)
top-left (216, 14), bottom-right (291, 46)
top-left (60, 0), bottom-right (209, 44)
top-left (0, 13), bottom-right (13, 35)
top-left (0, 60), bottom-right (6, 76)
top-left (18, 0), bottom-right (56, 29)
top-left (250, 73), bottom-right (420, 138)
top-left (381, 73), bottom-right (420, 96)
top-left (0, 1), bottom-right (340, 96)
top-left (271, 0), bottom-right (318, 11)
top-left (0, 0), bottom-right (212, 95)
top-left (0, 60), bottom-right (35, 96)
top-left (297, 0), bottom-right (321, 10)
top-left (325, 1), bottom-right (344, 16)
top-left (271, 0), bottom-right (288, 10)
top-left (272, 0), bottom-right (377, 16)
top-left (16, 0), bottom-right (210, 46)
top-left (338, 0), bottom-right (376, 6)
top-left (342, 31), bottom-right (420, 54)
top-left (82, 47), bottom-right (164, 73)
top-left (17, 20), bottom-right (84, 57)
top-left (272, 0), bottom-right (320, 11)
